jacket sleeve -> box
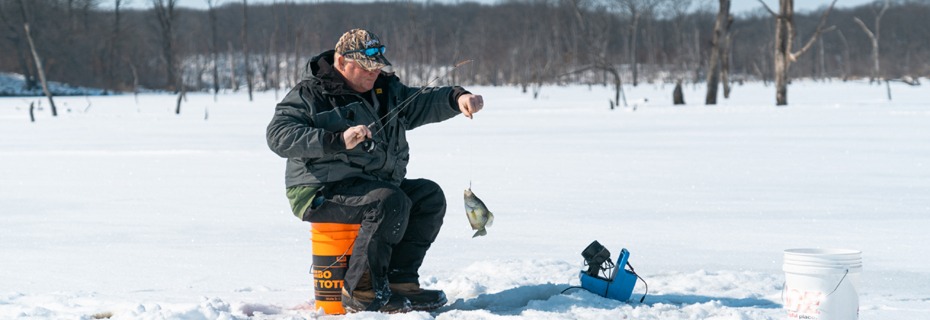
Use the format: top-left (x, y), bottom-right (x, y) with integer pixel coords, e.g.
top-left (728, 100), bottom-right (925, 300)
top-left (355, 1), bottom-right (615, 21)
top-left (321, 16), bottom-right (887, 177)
top-left (266, 86), bottom-right (345, 159)
top-left (399, 82), bottom-right (465, 130)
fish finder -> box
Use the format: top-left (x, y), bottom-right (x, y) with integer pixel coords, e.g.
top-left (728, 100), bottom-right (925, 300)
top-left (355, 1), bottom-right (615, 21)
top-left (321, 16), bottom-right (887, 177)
top-left (578, 241), bottom-right (647, 302)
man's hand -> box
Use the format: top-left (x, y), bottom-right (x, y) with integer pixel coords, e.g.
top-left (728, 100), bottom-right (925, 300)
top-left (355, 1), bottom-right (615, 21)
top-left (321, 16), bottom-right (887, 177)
top-left (457, 94), bottom-right (484, 119)
top-left (342, 125), bottom-right (372, 150)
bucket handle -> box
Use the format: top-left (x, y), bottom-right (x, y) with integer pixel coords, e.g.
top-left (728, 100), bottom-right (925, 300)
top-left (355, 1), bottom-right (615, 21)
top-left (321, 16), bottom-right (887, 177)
top-left (313, 237), bottom-right (358, 274)
top-left (781, 268), bottom-right (850, 303)
top-left (828, 268), bottom-right (850, 296)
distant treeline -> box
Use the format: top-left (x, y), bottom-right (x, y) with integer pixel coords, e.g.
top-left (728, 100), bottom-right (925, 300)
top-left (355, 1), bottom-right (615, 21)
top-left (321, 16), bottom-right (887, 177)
top-left (1, 0), bottom-right (929, 94)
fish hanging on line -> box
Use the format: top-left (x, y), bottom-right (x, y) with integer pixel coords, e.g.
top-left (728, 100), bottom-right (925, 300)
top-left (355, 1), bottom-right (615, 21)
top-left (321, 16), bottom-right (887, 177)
top-left (464, 185), bottom-right (494, 238)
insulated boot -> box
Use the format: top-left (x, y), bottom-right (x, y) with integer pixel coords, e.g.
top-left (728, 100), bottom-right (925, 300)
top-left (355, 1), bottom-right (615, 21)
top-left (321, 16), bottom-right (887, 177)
top-left (342, 270), bottom-right (412, 313)
top-left (389, 282), bottom-right (448, 311)
top-left (341, 288), bottom-right (412, 313)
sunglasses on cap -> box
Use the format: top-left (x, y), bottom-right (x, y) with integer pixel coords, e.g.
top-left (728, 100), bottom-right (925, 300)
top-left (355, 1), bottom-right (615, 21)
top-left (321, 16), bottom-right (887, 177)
top-left (343, 45), bottom-right (386, 57)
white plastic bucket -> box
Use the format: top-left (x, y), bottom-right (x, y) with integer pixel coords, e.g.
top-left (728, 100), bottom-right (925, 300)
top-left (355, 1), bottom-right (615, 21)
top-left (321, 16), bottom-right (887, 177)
top-left (783, 248), bottom-right (861, 320)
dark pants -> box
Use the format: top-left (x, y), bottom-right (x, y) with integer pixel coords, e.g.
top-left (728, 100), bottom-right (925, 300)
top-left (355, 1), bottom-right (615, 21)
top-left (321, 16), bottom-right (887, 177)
top-left (304, 177), bottom-right (446, 302)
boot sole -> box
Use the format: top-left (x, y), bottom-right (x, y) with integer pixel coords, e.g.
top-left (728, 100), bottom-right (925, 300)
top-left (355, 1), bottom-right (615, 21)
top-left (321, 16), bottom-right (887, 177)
top-left (344, 305), bottom-right (413, 314)
top-left (342, 295), bottom-right (413, 314)
top-left (410, 296), bottom-right (448, 311)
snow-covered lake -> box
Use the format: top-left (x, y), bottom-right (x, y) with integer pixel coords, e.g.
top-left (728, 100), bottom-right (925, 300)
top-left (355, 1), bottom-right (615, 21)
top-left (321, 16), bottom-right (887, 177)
top-left (2, 80), bottom-right (928, 319)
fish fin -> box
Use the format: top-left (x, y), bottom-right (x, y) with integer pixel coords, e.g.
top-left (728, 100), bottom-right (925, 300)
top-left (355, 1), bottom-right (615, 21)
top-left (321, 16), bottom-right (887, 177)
top-left (485, 212), bottom-right (494, 227)
top-left (472, 228), bottom-right (487, 238)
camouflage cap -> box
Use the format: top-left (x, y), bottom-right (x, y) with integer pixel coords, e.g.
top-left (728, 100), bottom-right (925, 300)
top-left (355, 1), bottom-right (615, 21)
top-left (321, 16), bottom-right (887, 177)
top-left (335, 28), bottom-right (391, 71)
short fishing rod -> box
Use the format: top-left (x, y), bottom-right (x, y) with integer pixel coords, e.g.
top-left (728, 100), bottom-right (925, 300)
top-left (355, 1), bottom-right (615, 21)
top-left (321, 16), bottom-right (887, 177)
top-left (359, 59), bottom-right (474, 152)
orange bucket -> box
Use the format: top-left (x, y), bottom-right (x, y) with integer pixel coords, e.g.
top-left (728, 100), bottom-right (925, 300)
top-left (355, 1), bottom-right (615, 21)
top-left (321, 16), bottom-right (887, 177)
top-left (310, 222), bottom-right (361, 315)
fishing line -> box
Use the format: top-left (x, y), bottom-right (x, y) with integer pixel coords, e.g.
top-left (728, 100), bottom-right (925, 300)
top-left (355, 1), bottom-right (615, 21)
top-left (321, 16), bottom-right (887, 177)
top-left (360, 60), bottom-right (474, 152)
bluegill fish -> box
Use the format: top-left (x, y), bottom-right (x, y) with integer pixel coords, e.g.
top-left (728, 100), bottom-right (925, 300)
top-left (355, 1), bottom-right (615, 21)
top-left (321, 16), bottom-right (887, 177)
top-left (464, 188), bottom-right (494, 237)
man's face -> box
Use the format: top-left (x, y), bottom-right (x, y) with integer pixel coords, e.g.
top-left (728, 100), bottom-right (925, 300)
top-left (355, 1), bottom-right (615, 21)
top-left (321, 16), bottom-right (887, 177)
top-left (338, 56), bottom-right (380, 93)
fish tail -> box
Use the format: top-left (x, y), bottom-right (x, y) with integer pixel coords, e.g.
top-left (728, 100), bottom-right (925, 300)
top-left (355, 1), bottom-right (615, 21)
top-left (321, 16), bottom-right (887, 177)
top-left (472, 228), bottom-right (487, 238)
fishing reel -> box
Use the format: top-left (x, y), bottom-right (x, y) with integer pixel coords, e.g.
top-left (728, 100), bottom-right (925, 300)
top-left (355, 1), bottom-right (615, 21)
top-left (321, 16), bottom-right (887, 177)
top-left (578, 240), bottom-right (647, 302)
top-left (360, 139), bottom-right (376, 153)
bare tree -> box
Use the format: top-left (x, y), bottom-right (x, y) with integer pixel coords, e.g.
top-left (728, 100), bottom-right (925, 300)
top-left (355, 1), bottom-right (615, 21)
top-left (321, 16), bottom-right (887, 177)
top-left (107, 0), bottom-right (125, 91)
top-left (81, 0), bottom-right (97, 31)
top-left (228, 40), bottom-right (237, 91)
top-left (705, 0), bottom-right (731, 105)
top-left (616, 0), bottom-right (663, 87)
top-left (759, 0), bottom-right (837, 106)
top-left (665, 0), bottom-right (695, 80)
top-left (24, 24), bottom-right (56, 116)
top-left (242, 0), bottom-right (253, 101)
top-left (722, 29), bottom-right (735, 98)
top-left (566, 0), bottom-right (626, 108)
top-left (152, 0), bottom-right (178, 91)
top-left (269, 0), bottom-right (279, 97)
top-left (4, 0), bottom-right (930, 96)
top-left (292, 30), bottom-right (301, 87)
top-left (207, 0), bottom-right (221, 99)
top-left (17, 0), bottom-right (57, 116)
top-left (853, 0), bottom-right (890, 83)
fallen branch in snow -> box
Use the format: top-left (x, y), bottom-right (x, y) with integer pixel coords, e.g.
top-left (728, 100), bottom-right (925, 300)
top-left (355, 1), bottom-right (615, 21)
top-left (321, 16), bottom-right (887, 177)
top-left (885, 77), bottom-right (922, 101)
top-left (887, 76), bottom-right (921, 86)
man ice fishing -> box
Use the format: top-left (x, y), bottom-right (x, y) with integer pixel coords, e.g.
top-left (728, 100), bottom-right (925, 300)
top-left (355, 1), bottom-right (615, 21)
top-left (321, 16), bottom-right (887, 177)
top-left (266, 28), bottom-right (484, 313)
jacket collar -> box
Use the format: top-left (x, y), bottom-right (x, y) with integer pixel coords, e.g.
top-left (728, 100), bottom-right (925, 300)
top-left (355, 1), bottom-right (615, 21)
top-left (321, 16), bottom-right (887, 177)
top-left (305, 50), bottom-right (352, 94)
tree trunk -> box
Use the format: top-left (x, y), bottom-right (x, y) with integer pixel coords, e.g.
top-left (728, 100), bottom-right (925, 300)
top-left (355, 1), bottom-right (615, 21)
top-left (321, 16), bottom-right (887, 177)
top-left (128, 58), bottom-right (139, 102)
top-left (853, 0), bottom-right (889, 83)
top-left (773, 0), bottom-right (791, 106)
top-left (24, 23), bottom-right (57, 117)
top-left (817, 37), bottom-right (825, 80)
top-left (673, 80), bottom-right (685, 105)
top-left (692, 28), bottom-right (700, 84)
top-left (722, 29), bottom-right (733, 98)
top-left (109, 0), bottom-right (123, 91)
top-left (270, 2), bottom-right (280, 96)
top-left (706, 0), bottom-right (730, 105)
top-left (208, 0), bottom-right (220, 99)
top-left (175, 89), bottom-right (186, 114)
top-left (153, 0), bottom-right (178, 92)
top-left (629, 10), bottom-right (639, 87)
top-left (228, 41), bottom-right (237, 91)
top-left (705, 44), bottom-right (720, 105)
top-left (242, 0), bottom-right (253, 101)
top-left (292, 31), bottom-right (301, 87)
top-left (760, 0), bottom-right (836, 106)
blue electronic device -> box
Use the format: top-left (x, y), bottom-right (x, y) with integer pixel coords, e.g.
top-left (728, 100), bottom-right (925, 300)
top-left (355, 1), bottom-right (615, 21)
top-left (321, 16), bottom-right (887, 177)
top-left (578, 241), bottom-right (645, 302)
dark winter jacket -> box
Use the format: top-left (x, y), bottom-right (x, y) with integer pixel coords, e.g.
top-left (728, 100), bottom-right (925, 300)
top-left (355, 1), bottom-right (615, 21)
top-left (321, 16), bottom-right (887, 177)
top-left (267, 50), bottom-right (466, 190)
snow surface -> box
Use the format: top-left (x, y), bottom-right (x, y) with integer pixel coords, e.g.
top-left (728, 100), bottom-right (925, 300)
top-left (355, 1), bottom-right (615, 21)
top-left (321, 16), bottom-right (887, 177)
top-left (1, 80), bottom-right (929, 319)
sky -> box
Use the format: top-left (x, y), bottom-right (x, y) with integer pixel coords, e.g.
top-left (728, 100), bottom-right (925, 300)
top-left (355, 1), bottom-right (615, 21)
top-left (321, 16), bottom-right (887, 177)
top-left (120, 0), bottom-right (882, 14)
